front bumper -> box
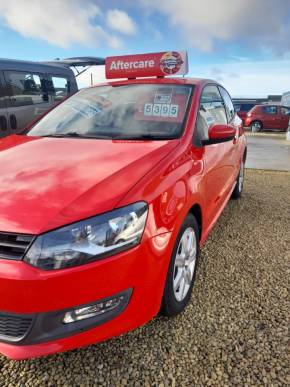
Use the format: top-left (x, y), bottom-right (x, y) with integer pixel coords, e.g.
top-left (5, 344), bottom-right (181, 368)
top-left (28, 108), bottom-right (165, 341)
top-left (0, 233), bottom-right (173, 359)
top-left (0, 289), bottom-right (132, 345)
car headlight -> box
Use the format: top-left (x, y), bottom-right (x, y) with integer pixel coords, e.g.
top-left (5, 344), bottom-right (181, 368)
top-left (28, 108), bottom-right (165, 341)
top-left (24, 202), bottom-right (148, 270)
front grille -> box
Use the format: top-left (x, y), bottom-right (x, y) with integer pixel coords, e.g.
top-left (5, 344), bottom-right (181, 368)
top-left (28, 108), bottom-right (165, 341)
top-left (0, 313), bottom-right (33, 341)
top-left (0, 232), bottom-right (34, 260)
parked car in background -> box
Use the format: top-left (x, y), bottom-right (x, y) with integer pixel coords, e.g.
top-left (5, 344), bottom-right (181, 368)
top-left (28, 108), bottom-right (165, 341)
top-left (0, 57), bottom-right (104, 137)
top-left (234, 103), bottom-right (255, 125)
top-left (245, 104), bottom-right (290, 132)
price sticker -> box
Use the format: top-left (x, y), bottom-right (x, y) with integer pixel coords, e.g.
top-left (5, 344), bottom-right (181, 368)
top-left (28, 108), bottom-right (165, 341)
top-left (161, 104), bottom-right (170, 117)
top-left (143, 103), bottom-right (179, 118)
top-left (144, 103), bottom-right (153, 116)
top-left (153, 104), bottom-right (162, 116)
top-left (169, 104), bottom-right (179, 118)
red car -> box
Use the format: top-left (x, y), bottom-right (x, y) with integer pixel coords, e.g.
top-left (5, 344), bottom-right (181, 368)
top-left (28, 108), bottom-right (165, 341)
top-left (0, 52), bottom-right (246, 360)
top-left (245, 104), bottom-right (290, 132)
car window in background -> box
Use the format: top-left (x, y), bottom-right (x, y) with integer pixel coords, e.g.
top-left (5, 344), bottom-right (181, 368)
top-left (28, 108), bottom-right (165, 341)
top-left (0, 79), bottom-right (6, 109)
top-left (243, 104), bottom-right (255, 111)
top-left (219, 86), bottom-right (235, 121)
top-left (28, 84), bottom-right (193, 140)
top-left (262, 106), bottom-right (277, 115)
top-left (51, 76), bottom-right (70, 101)
top-left (4, 71), bottom-right (46, 107)
top-left (195, 85), bottom-right (227, 141)
top-left (281, 107), bottom-right (290, 116)
top-left (235, 103), bottom-right (255, 112)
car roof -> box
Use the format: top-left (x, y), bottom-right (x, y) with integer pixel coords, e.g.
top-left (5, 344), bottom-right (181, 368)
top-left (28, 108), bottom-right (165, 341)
top-left (91, 77), bottom-right (218, 88)
top-left (0, 58), bottom-right (75, 77)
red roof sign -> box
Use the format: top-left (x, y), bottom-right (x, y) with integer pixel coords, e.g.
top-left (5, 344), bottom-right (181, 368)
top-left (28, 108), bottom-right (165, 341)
top-left (105, 51), bottom-right (188, 79)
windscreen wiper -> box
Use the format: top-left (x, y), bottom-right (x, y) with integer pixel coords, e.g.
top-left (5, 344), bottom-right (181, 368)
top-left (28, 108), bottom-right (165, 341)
top-left (112, 134), bottom-right (177, 140)
top-left (41, 132), bottom-right (81, 138)
top-left (41, 132), bottom-right (113, 139)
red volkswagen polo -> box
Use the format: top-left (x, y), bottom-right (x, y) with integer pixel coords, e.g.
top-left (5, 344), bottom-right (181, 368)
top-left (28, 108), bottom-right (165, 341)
top-left (0, 52), bottom-right (246, 359)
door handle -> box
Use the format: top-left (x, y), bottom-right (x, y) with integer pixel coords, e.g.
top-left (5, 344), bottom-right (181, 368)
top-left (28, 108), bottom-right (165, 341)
top-left (0, 115), bottom-right (8, 131)
top-left (10, 114), bottom-right (17, 130)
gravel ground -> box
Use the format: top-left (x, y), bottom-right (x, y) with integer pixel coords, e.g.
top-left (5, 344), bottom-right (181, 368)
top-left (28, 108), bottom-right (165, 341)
top-left (0, 170), bottom-right (289, 386)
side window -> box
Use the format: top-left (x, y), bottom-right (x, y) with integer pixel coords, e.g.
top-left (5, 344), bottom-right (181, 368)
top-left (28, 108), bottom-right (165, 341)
top-left (51, 76), bottom-right (70, 101)
top-left (219, 86), bottom-right (235, 122)
top-left (262, 106), bottom-right (277, 115)
top-left (195, 85), bottom-right (227, 142)
top-left (281, 107), bottom-right (290, 116)
top-left (4, 71), bottom-right (46, 107)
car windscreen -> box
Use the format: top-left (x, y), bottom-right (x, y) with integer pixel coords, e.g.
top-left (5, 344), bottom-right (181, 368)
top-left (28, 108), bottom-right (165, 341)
top-left (27, 84), bottom-right (193, 140)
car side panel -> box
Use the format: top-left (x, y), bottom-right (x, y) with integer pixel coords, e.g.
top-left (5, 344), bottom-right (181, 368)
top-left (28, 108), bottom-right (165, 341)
top-left (279, 107), bottom-right (289, 130)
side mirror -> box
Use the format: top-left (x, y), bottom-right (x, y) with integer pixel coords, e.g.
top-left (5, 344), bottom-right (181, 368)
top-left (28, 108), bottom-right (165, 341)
top-left (202, 124), bottom-right (236, 145)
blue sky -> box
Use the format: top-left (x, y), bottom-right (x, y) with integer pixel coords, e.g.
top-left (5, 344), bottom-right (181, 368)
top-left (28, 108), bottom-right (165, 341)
top-left (0, 0), bottom-right (289, 97)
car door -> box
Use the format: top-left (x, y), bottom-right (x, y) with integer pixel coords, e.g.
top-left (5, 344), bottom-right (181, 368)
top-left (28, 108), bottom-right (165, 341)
top-left (280, 107), bottom-right (290, 130)
top-left (4, 70), bottom-right (51, 133)
top-left (194, 85), bottom-right (236, 226)
top-left (262, 105), bottom-right (278, 129)
top-left (219, 86), bottom-right (241, 174)
top-left (0, 71), bottom-right (9, 137)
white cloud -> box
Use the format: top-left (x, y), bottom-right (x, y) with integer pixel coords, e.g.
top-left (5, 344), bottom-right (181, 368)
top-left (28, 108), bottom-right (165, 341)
top-left (0, 0), bottom-right (122, 49)
top-left (141, 0), bottom-right (290, 55)
top-left (106, 9), bottom-right (137, 35)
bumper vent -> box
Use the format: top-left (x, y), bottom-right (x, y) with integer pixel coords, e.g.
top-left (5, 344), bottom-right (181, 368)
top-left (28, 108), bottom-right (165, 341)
top-left (0, 232), bottom-right (34, 260)
top-left (0, 313), bottom-right (33, 341)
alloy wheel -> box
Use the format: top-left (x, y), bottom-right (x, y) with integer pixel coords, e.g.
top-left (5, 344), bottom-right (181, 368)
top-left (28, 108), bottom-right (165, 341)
top-left (173, 227), bottom-right (197, 302)
top-left (252, 122), bottom-right (262, 132)
top-left (238, 162), bottom-right (244, 192)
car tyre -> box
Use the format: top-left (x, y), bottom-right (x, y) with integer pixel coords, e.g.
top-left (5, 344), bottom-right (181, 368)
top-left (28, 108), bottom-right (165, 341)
top-left (160, 213), bottom-right (200, 317)
top-left (231, 160), bottom-right (245, 199)
top-left (250, 120), bottom-right (263, 132)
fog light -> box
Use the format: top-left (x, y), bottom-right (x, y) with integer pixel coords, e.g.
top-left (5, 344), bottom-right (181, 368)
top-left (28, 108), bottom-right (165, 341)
top-left (63, 294), bottom-right (127, 324)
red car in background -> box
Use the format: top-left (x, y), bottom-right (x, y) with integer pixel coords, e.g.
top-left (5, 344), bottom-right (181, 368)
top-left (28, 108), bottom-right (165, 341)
top-left (245, 104), bottom-right (290, 132)
top-left (0, 51), bottom-right (246, 360)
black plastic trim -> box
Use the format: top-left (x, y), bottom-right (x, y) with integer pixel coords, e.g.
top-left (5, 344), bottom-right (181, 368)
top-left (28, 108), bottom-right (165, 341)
top-left (0, 289), bottom-right (132, 346)
top-left (201, 135), bottom-right (235, 146)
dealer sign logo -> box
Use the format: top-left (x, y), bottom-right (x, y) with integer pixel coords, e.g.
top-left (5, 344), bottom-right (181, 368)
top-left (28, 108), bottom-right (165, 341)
top-left (160, 51), bottom-right (184, 75)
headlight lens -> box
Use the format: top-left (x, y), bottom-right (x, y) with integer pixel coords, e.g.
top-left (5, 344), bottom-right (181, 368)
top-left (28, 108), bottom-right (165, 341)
top-left (24, 202), bottom-right (148, 270)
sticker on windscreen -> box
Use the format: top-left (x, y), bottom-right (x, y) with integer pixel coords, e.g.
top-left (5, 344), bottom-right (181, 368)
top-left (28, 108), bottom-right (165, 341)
top-left (154, 93), bottom-right (172, 104)
top-left (66, 97), bottom-right (112, 119)
top-left (144, 103), bottom-right (179, 118)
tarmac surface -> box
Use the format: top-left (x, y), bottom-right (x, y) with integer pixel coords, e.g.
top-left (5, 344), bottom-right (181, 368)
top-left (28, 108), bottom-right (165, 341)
top-left (246, 132), bottom-right (290, 171)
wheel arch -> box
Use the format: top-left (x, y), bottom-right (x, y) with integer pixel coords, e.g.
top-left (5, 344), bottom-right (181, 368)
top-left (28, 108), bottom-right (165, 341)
top-left (188, 203), bottom-right (202, 241)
